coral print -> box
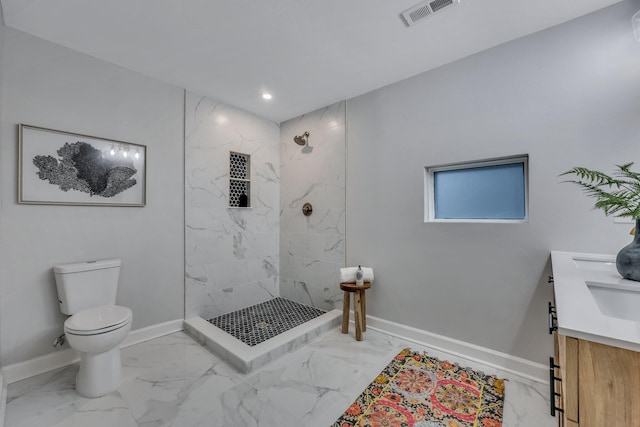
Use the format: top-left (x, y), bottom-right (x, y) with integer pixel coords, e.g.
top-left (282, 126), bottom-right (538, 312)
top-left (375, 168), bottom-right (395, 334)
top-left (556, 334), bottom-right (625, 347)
top-left (33, 141), bottom-right (137, 197)
top-left (332, 349), bottom-right (505, 427)
top-left (19, 124), bottom-right (147, 206)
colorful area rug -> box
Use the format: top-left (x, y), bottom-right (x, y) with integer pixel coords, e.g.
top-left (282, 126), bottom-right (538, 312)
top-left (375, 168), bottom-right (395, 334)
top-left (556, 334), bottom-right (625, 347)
top-left (333, 348), bottom-right (505, 427)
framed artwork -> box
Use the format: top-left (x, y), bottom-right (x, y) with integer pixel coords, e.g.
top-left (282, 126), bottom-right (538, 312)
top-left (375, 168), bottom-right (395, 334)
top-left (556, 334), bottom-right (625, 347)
top-left (18, 124), bottom-right (146, 206)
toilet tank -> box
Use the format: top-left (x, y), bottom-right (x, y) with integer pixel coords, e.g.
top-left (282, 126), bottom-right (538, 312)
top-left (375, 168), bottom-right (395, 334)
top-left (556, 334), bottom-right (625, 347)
top-left (53, 259), bottom-right (121, 315)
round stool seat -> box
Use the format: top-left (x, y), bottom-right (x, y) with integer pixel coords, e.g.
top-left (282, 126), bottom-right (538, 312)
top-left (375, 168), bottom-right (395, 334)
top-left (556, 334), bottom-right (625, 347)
top-left (340, 282), bottom-right (371, 292)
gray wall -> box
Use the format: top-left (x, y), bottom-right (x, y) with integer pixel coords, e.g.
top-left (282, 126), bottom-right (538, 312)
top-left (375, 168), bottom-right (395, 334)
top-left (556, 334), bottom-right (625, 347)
top-left (0, 6), bottom-right (4, 367)
top-left (346, 0), bottom-right (640, 364)
top-left (0, 28), bottom-right (185, 366)
top-left (185, 91), bottom-right (280, 319)
top-left (280, 102), bottom-right (346, 310)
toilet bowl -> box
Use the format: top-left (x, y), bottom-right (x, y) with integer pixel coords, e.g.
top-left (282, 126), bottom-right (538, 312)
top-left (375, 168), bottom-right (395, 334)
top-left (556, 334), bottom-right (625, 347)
top-left (64, 305), bottom-right (132, 398)
top-left (54, 259), bottom-right (132, 398)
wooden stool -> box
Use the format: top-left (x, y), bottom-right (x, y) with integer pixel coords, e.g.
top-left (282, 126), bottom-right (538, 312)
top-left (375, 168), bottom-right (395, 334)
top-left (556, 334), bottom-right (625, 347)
top-left (340, 282), bottom-right (371, 341)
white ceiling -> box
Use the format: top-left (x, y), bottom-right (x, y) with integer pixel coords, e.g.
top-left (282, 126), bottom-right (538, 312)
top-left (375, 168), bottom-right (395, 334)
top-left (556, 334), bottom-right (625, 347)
top-left (0, 0), bottom-right (624, 123)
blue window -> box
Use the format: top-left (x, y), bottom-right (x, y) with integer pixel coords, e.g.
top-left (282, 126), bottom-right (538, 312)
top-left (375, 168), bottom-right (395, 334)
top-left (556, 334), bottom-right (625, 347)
top-left (425, 156), bottom-right (528, 222)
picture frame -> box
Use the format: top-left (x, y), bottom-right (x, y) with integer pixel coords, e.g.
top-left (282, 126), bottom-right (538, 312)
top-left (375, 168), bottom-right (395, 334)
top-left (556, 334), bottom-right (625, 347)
top-left (18, 124), bottom-right (146, 206)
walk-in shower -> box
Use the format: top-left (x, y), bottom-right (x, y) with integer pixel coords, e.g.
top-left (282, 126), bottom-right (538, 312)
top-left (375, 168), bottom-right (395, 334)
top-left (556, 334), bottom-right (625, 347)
top-left (184, 93), bottom-right (346, 375)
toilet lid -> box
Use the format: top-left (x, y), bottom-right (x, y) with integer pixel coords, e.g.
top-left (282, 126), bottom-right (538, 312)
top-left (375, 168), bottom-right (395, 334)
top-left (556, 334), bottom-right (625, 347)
top-left (64, 305), bottom-right (132, 335)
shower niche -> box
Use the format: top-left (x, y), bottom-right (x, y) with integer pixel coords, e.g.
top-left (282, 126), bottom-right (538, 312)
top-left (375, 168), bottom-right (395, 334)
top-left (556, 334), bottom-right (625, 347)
top-left (229, 151), bottom-right (250, 208)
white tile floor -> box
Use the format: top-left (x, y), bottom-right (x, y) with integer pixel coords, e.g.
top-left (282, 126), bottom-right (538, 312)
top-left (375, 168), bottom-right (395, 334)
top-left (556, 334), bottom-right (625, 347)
top-left (5, 328), bottom-right (556, 427)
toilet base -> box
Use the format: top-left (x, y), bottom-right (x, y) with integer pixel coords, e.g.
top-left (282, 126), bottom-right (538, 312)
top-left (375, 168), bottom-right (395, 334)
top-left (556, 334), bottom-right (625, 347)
top-left (75, 347), bottom-right (122, 398)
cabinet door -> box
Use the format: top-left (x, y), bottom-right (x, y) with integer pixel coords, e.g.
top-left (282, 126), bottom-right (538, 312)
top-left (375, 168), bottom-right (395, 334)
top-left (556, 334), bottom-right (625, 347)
top-left (558, 334), bottom-right (579, 424)
top-left (578, 340), bottom-right (640, 427)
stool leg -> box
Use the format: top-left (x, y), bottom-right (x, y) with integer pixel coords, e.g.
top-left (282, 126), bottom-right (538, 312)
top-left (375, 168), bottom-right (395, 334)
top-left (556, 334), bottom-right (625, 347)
top-left (354, 291), bottom-right (363, 341)
top-left (341, 291), bottom-right (350, 334)
top-left (361, 290), bottom-right (366, 332)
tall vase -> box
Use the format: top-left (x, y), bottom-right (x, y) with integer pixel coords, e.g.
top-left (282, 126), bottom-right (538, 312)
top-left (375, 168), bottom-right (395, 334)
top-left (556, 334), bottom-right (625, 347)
top-left (616, 218), bottom-right (640, 281)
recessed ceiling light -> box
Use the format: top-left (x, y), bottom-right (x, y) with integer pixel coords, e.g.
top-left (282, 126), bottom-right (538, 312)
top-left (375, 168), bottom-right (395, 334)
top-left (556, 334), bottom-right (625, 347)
top-left (262, 93), bottom-right (272, 100)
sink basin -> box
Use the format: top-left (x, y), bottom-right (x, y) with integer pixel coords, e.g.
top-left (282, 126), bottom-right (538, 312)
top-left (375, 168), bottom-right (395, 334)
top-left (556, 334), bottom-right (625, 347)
top-left (587, 281), bottom-right (640, 323)
top-left (573, 257), bottom-right (616, 272)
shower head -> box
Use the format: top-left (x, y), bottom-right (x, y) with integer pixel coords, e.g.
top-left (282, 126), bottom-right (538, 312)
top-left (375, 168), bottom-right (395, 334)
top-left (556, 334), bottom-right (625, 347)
top-left (294, 131), bottom-right (310, 146)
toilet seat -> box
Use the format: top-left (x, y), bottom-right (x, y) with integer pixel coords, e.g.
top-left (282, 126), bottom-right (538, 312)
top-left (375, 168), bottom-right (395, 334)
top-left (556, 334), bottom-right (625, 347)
top-left (64, 305), bottom-right (132, 336)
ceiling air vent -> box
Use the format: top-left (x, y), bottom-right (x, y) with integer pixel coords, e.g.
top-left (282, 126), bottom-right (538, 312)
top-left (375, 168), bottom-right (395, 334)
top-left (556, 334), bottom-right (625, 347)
top-left (401, 0), bottom-right (460, 27)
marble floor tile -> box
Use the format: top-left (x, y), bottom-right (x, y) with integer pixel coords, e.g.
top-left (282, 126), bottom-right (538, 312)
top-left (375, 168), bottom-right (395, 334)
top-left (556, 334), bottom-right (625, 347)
top-left (6, 329), bottom-right (556, 427)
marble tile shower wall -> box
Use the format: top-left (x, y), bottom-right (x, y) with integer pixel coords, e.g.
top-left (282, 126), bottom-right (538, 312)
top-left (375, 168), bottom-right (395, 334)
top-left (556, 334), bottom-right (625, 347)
top-left (185, 91), bottom-right (280, 319)
top-left (280, 101), bottom-right (346, 310)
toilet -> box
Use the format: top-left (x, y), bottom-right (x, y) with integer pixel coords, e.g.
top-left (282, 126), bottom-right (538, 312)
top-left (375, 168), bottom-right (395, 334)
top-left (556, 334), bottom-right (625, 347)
top-left (53, 259), bottom-right (132, 398)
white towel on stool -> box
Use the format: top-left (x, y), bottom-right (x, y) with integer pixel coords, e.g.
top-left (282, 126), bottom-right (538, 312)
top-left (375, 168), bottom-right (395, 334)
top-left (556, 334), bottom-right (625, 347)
top-left (340, 267), bottom-right (374, 283)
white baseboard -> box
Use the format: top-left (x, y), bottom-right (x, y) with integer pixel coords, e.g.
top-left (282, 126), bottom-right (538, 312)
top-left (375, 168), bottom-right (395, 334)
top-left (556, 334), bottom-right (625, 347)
top-left (364, 314), bottom-right (548, 383)
top-left (121, 319), bottom-right (184, 348)
top-left (0, 319), bottom-right (183, 385)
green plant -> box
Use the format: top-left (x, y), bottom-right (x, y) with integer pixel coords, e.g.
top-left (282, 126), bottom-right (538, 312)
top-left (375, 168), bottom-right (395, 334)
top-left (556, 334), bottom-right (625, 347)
top-left (561, 162), bottom-right (640, 219)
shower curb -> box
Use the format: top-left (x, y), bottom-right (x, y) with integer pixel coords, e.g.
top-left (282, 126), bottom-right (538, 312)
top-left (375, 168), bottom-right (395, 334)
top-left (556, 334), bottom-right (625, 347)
top-left (184, 309), bottom-right (342, 373)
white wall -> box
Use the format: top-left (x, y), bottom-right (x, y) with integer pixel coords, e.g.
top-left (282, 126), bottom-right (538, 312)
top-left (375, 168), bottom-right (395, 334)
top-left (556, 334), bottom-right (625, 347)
top-left (184, 91), bottom-right (280, 319)
top-left (0, 28), bottom-right (185, 366)
top-left (346, 0), bottom-right (640, 364)
top-left (280, 102), bottom-right (346, 310)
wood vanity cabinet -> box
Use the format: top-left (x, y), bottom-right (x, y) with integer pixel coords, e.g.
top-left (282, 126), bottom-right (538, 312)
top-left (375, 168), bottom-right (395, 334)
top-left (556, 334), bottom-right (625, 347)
top-left (553, 333), bottom-right (640, 427)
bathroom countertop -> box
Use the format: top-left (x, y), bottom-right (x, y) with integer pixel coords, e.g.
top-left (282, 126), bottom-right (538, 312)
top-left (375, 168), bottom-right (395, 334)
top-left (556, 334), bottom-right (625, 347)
top-left (551, 251), bottom-right (640, 352)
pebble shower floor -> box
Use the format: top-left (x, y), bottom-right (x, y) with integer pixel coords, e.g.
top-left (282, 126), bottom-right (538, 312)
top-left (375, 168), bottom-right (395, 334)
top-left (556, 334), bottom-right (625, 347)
top-left (207, 297), bottom-right (326, 346)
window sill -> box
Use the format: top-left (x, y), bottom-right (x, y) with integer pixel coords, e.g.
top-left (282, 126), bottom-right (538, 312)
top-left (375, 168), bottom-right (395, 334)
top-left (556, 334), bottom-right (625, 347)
top-left (425, 218), bottom-right (528, 224)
